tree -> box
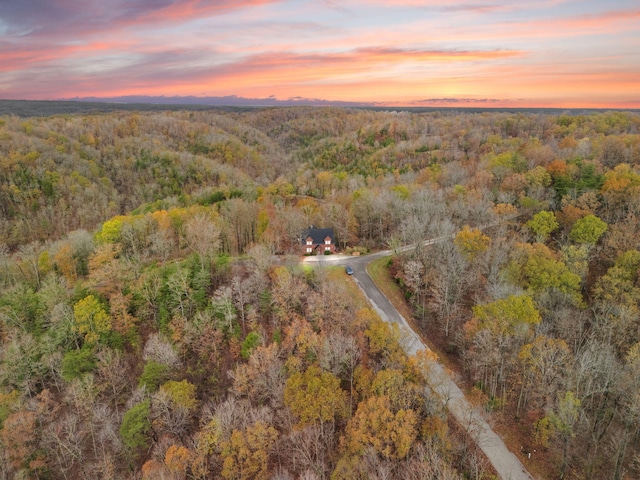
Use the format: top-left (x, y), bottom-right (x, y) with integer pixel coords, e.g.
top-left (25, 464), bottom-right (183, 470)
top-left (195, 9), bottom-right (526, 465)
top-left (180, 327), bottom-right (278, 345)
top-left (364, 317), bottom-right (405, 366)
top-left (240, 332), bottom-right (261, 360)
top-left (511, 243), bottom-right (582, 305)
top-left (344, 395), bottom-right (418, 460)
top-left (467, 295), bottom-right (542, 402)
top-left (73, 294), bottom-right (111, 345)
top-left (0, 409), bottom-right (43, 473)
top-left (591, 251), bottom-right (640, 353)
top-left (184, 212), bottom-right (220, 270)
top-left (454, 226), bottom-right (490, 260)
top-left (61, 347), bottom-right (96, 381)
top-left (560, 244), bottom-right (590, 284)
top-left (54, 242), bottom-right (78, 283)
top-left (518, 335), bottom-right (572, 413)
top-left (472, 294), bottom-right (541, 337)
top-left (371, 368), bottom-right (422, 411)
top-left (568, 214), bottom-right (608, 245)
top-left (284, 423), bottom-right (335, 479)
top-left (139, 360), bottom-right (170, 391)
top-left (425, 237), bottom-right (470, 336)
top-left (0, 282), bottom-right (45, 334)
top-left (284, 365), bottom-right (347, 434)
top-left (0, 332), bottom-right (49, 395)
top-left (220, 421), bottom-right (278, 480)
top-left (232, 343), bottom-right (286, 407)
top-left (165, 444), bottom-right (192, 478)
top-left (526, 210), bottom-right (559, 242)
top-left (109, 291), bottom-right (137, 338)
top-left (600, 164), bottom-right (640, 222)
top-left (159, 379), bottom-right (198, 412)
top-left (95, 216), bottom-right (127, 244)
top-left (535, 391), bottom-right (581, 478)
top-left (143, 333), bottom-right (181, 370)
top-left (120, 400), bottom-right (152, 451)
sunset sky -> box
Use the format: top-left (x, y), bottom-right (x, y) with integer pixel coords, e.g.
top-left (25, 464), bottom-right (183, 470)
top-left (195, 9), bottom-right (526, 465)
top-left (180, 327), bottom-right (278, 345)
top-left (1, 0), bottom-right (639, 108)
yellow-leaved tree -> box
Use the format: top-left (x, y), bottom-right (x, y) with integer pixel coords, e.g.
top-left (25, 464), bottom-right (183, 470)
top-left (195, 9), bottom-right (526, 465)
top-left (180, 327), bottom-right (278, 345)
top-left (73, 295), bottom-right (111, 345)
top-left (344, 395), bottom-right (418, 460)
top-left (454, 225), bottom-right (491, 260)
top-left (284, 364), bottom-right (347, 434)
top-left (220, 421), bottom-right (278, 480)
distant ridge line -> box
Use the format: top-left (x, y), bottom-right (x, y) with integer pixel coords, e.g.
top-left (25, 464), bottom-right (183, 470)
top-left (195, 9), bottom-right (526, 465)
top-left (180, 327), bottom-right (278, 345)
top-left (0, 98), bottom-right (638, 117)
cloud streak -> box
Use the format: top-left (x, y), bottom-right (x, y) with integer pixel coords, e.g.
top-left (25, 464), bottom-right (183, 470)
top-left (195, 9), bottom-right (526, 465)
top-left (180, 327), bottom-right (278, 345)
top-left (0, 0), bottom-right (282, 37)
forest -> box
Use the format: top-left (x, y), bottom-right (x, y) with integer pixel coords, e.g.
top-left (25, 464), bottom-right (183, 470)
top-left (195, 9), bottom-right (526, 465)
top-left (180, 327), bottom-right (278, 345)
top-left (0, 105), bottom-right (639, 479)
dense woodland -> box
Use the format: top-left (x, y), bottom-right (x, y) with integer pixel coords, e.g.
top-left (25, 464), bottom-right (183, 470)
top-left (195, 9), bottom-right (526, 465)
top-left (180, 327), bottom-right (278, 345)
top-left (0, 106), bottom-right (640, 479)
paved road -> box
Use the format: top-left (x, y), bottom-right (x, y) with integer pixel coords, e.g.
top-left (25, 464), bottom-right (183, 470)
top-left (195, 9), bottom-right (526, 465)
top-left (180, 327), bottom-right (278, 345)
top-left (305, 249), bottom-right (534, 480)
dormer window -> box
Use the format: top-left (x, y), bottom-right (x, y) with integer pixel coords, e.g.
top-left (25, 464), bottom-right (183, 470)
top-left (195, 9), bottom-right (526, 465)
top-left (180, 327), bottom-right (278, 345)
top-left (325, 239), bottom-right (331, 244)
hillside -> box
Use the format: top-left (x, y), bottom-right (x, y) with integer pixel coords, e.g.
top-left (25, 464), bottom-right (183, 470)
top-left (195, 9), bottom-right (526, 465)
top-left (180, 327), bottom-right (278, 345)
top-left (1, 106), bottom-right (639, 479)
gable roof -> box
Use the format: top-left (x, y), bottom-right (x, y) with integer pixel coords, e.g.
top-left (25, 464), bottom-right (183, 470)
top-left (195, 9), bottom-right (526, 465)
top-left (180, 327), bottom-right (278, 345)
top-left (301, 227), bottom-right (335, 245)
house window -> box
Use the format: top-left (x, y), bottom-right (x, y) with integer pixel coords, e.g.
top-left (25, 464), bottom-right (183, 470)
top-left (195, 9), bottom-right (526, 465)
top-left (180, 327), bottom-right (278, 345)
top-left (306, 247), bottom-right (313, 253)
top-left (325, 246), bottom-right (331, 251)
top-left (307, 240), bottom-right (313, 245)
top-left (325, 239), bottom-right (331, 244)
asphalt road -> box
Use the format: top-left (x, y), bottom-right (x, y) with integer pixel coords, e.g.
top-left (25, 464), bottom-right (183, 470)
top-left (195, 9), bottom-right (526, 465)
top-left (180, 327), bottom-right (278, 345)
top-left (305, 249), bottom-right (535, 480)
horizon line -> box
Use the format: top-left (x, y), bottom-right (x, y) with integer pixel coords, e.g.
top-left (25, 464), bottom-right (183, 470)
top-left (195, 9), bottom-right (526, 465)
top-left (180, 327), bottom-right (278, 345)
top-left (2, 95), bottom-right (639, 112)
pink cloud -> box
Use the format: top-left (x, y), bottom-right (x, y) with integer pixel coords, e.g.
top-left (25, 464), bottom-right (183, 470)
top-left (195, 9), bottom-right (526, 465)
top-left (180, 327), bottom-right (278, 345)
top-left (1, 0), bottom-right (284, 39)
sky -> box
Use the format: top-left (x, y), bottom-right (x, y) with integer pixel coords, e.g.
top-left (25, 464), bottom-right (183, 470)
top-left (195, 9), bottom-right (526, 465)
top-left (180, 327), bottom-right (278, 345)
top-left (1, 0), bottom-right (639, 108)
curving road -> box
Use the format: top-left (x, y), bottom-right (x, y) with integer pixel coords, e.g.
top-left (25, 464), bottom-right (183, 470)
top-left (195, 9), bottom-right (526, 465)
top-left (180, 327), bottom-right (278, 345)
top-left (305, 247), bottom-right (534, 480)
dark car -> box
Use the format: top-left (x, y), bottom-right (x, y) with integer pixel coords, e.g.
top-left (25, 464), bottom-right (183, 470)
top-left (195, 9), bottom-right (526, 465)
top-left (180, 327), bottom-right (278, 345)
top-left (345, 266), bottom-right (354, 275)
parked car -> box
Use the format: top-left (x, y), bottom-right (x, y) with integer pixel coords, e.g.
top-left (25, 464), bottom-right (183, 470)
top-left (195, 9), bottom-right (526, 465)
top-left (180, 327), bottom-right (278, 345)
top-left (345, 266), bottom-right (354, 275)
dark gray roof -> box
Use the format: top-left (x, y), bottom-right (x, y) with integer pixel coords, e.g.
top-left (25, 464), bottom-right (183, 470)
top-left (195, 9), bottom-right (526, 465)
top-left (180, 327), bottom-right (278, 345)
top-left (301, 227), bottom-right (335, 244)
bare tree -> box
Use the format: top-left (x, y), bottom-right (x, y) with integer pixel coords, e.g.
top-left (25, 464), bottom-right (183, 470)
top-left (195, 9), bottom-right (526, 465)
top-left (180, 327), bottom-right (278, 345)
top-left (184, 213), bottom-right (220, 269)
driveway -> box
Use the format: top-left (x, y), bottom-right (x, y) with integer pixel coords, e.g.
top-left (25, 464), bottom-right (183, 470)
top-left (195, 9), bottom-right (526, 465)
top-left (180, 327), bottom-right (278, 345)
top-left (304, 250), bottom-right (534, 480)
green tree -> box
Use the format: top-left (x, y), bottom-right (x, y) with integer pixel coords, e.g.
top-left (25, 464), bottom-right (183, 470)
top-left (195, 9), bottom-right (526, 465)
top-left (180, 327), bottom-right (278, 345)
top-left (0, 283), bottom-right (45, 334)
top-left (120, 400), bottom-right (152, 451)
top-left (240, 332), bottom-right (261, 360)
top-left (526, 210), bottom-right (559, 242)
top-left (61, 346), bottom-right (96, 381)
top-left (568, 214), bottom-right (608, 245)
top-left (511, 243), bottom-right (582, 305)
top-left (138, 360), bottom-right (169, 391)
top-left (473, 294), bottom-right (541, 337)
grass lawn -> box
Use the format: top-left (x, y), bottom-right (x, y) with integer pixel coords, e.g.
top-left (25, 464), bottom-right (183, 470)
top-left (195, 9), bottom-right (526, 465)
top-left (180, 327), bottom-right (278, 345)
top-left (313, 265), bottom-right (372, 310)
